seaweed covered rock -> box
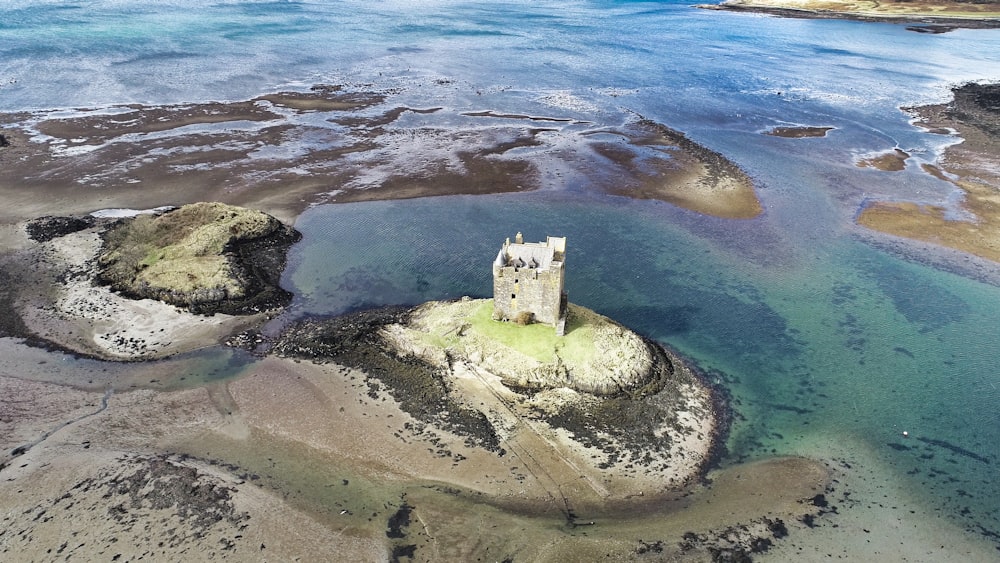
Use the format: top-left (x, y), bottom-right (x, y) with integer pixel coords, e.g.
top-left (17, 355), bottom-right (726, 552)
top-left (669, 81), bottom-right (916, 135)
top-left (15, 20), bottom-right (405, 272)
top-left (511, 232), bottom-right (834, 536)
top-left (25, 215), bottom-right (96, 242)
top-left (96, 202), bottom-right (300, 314)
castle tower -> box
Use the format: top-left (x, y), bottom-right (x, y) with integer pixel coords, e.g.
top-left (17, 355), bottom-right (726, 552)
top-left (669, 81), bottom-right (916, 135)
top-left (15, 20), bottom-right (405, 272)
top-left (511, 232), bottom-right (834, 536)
top-left (492, 233), bottom-right (567, 336)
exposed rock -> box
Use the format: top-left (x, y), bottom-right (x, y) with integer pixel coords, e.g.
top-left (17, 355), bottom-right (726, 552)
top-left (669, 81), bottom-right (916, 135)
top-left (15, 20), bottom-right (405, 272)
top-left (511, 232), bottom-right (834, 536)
top-left (25, 215), bottom-right (96, 243)
top-left (385, 299), bottom-right (664, 397)
top-left (95, 202), bottom-right (300, 315)
top-left (274, 299), bottom-right (726, 482)
top-left (272, 306), bottom-right (503, 452)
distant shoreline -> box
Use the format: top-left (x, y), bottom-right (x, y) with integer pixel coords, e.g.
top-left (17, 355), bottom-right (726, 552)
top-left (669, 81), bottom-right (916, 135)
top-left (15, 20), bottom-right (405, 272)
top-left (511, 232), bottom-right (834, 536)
top-left (698, 1), bottom-right (1000, 29)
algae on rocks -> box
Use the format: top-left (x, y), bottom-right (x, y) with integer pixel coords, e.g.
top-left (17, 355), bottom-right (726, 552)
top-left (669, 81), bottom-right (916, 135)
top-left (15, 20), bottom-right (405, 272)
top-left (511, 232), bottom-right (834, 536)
top-left (95, 202), bottom-right (300, 315)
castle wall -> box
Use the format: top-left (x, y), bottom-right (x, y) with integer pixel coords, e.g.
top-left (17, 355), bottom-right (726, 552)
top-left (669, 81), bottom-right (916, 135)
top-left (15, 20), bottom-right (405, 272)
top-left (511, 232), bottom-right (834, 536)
top-left (493, 262), bottom-right (564, 325)
top-left (492, 234), bottom-right (567, 334)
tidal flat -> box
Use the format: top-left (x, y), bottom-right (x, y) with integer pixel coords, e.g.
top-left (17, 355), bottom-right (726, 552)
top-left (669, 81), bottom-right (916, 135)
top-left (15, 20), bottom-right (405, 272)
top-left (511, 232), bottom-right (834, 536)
top-left (0, 88), bottom-right (826, 561)
top-left (2, 1), bottom-right (1000, 560)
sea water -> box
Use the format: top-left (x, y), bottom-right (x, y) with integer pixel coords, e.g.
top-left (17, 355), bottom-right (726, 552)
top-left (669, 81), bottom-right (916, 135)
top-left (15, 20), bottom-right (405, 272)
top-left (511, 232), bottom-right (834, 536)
top-left (283, 192), bottom-right (1000, 548)
top-left (3, 0), bottom-right (1000, 555)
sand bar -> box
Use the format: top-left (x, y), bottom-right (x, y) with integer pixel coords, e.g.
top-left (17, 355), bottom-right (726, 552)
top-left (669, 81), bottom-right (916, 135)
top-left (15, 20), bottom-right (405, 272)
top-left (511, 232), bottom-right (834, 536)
top-left (857, 83), bottom-right (1000, 264)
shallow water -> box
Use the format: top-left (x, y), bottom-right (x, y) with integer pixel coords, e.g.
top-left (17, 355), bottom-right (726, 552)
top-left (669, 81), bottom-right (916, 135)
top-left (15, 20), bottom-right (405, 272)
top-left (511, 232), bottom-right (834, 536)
top-left (3, 0), bottom-right (1000, 555)
top-left (282, 192), bottom-right (1000, 550)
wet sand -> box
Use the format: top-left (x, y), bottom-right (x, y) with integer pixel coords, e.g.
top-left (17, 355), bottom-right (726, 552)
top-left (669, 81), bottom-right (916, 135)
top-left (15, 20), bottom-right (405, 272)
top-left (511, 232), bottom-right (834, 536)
top-left (0, 86), bottom-right (760, 224)
top-left (857, 148), bottom-right (911, 172)
top-left (701, 0), bottom-right (1000, 28)
top-left (587, 120), bottom-right (762, 219)
top-left (0, 357), bottom-right (830, 561)
top-left (3, 220), bottom-right (265, 361)
top-left (857, 83), bottom-right (1000, 264)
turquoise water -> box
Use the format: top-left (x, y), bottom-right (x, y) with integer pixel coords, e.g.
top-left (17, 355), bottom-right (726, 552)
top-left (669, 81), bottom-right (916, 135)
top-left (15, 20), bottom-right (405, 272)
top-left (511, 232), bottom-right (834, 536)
top-left (3, 0), bottom-right (1000, 551)
top-left (283, 192), bottom-right (1000, 542)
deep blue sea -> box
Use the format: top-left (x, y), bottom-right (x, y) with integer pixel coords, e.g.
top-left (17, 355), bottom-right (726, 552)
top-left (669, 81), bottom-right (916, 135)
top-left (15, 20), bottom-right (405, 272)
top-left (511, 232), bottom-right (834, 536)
top-left (3, 0), bottom-right (1000, 557)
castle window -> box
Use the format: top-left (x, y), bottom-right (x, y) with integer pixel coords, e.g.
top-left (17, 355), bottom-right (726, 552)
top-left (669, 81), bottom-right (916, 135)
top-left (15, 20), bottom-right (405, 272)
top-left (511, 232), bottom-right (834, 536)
top-left (511, 294), bottom-right (516, 299)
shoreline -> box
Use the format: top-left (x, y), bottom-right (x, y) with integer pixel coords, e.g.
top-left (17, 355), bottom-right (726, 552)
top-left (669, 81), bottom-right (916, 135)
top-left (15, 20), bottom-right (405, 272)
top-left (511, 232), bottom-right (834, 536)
top-left (0, 87), bottom-right (761, 224)
top-left (856, 82), bottom-right (1000, 265)
top-left (0, 346), bottom-right (829, 562)
top-left (698, 1), bottom-right (1000, 29)
top-left (270, 300), bottom-right (726, 498)
top-left (2, 206), bottom-right (297, 362)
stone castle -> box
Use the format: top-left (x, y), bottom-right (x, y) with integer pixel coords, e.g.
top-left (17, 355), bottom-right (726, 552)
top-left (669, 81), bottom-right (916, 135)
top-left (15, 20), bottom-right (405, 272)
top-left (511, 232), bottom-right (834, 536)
top-left (492, 232), bottom-right (568, 336)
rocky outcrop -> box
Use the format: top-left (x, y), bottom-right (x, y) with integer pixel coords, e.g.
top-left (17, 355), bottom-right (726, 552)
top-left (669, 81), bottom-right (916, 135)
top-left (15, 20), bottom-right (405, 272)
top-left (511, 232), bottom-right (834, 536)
top-left (272, 299), bottom-right (725, 484)
top-left (384, 299), bottom-right (668, 397)
top-left (25, 215), bottom-right (96, 242)
top-left (94, 202), bottom-right (300, 315)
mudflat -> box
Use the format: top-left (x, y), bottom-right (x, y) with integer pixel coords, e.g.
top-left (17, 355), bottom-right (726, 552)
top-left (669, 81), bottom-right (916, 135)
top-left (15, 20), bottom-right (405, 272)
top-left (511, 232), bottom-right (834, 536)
top-left (0, 86), bottom-right (760, 224)
top-left (0, 85), bottom-right (831, 561)
top-left (0, 355), bottom-right (830, 560)
top-left (857, 83), bottom-right (1000, 263)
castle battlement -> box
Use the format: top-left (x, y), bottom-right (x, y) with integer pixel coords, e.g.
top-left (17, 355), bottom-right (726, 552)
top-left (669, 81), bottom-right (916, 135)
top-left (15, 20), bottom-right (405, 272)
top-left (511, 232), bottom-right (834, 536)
top-left (492, 232), bottom-right (567, 335)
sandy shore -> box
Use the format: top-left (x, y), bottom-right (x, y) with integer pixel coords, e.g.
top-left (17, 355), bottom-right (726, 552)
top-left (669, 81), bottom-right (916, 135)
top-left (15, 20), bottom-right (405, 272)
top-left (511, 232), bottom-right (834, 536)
top-left (587, 120), bottom-right (762, 219)
top-left (700, 0), bottom-right (1000, 29)
top-left (0, 375), bottom-right (386, 561)
top-left (4, 220), bottom-right (264, 361)
top-left (856, 83), bottom-right (1000, 264)
top-left (1, 355), bottom-right (830, 560)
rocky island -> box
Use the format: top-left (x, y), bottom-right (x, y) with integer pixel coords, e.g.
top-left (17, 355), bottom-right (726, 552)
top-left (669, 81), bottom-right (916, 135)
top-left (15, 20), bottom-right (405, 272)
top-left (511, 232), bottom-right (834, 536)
top-left (0, 88), bottom-right (831, 561)
top-left (6, 202), bottom-right (299, 360)
top-left (274, 298), bottom-right (722, 502)
top-left (271, 234), bottom-right (724, 502)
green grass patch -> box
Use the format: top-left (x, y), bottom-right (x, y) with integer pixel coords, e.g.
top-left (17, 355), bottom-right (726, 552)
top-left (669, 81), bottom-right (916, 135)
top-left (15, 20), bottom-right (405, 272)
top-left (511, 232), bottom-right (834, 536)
top-left (99, 202), bottom-right (278, 296)
top-left (466, 301), bottom-right (596, 366)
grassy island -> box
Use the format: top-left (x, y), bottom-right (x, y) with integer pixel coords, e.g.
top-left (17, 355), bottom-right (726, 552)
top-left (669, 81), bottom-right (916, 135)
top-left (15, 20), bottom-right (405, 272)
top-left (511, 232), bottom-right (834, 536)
top-left (96, 202), bottom-right (298, 313)
top-left (386, 299), bottom-right (663, 397)
top-left (275, 298), bottom-right (723, 502)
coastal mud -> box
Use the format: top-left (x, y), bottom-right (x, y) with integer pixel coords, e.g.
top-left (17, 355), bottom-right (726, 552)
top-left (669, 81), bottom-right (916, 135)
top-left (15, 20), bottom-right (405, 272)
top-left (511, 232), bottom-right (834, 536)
top-left (0, 379), bottom-right (384, 561)
top-left (0, 85), bottom-right (761, 223)
top-left (0, 349), bottom-right (829, 562)
top-left (585, 119), bottom-right (762, 219)
top-left (857, 82), bottom-right (1000, 263)
top-left (699, 0), bottom-right (1000, 28)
